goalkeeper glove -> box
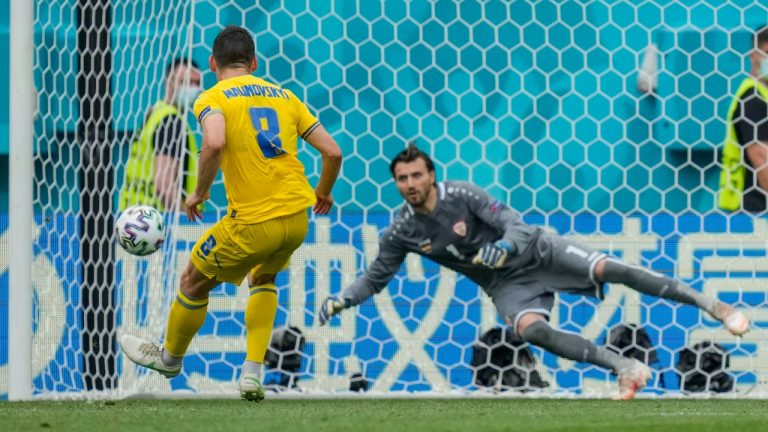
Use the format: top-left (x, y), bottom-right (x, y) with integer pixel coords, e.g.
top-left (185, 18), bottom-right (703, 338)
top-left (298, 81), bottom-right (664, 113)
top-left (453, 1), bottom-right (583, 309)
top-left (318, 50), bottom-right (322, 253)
top-left (472, 241), bottom-right (515, 269)
top-left (318, 296), bottom-right (348, 326)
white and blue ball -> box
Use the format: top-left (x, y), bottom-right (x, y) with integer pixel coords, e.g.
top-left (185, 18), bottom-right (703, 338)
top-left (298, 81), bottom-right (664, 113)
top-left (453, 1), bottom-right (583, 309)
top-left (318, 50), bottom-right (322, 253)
top-left (115, 205), bottom-right (165, 256)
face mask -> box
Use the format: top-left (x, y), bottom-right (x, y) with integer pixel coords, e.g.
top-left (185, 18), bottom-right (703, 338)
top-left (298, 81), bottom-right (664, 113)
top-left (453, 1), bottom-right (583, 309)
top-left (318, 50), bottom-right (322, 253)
top-left (175, 85), bottom-right (202, 108)
top-left (760, 59), bottom-right (768, 80)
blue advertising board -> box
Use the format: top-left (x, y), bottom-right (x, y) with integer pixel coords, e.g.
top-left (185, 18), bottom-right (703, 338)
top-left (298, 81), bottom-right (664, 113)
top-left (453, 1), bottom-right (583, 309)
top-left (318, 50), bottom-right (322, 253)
top-left (0, 211), bottom-right (763, 397)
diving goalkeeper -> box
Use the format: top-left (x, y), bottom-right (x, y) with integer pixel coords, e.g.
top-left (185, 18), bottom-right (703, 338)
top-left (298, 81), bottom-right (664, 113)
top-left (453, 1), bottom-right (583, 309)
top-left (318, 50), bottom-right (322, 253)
top-left (318, 143), bottom-right (749, 400)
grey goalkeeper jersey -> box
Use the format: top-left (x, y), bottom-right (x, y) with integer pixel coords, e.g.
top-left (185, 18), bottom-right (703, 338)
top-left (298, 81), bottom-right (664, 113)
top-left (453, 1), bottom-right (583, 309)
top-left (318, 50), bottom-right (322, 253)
top-left (342, 181), bottom-right (543, 306)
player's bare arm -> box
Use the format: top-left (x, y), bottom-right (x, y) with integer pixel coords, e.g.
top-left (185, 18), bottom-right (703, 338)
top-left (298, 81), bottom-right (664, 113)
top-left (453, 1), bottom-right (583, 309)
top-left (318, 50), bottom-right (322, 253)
top-left (304, 124), bottom-right (342, 214)
top-left (186, 112), bottom-right (225, 221)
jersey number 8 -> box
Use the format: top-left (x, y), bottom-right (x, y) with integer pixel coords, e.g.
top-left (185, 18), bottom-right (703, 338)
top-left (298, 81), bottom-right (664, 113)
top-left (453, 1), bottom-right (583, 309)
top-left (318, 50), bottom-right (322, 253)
top-left (249, 107), bottom-right (285, 158)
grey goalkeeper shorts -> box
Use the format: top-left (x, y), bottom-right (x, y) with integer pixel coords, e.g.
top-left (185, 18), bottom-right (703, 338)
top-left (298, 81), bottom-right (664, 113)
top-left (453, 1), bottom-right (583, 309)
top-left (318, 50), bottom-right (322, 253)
top-left (489, 232), bottom-right (606, 335)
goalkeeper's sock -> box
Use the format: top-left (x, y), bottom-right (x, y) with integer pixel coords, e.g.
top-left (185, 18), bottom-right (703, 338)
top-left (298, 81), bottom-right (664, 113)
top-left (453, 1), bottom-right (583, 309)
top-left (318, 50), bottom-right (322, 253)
top-left (522, 320), bottom-right (635, 373)
top-left (163, 289), bottom-right (209, 359)
top-left (601, 258), bottom-right (716, 313)
top-left (245, 283), bottom-right (278, 363)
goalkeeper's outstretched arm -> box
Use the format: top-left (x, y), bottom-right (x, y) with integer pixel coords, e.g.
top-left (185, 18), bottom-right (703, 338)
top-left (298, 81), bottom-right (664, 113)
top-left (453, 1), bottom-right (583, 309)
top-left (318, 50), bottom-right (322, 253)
top-left (318, 231), bottom-right (406, 325)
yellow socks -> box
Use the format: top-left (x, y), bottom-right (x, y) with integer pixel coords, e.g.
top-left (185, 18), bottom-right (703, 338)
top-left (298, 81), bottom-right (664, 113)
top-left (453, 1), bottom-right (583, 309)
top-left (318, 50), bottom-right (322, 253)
top-left (162, 283), bottom-right (278, 364)
top-left (245, 284), bottom-right (278, 363)
top-left (163, 290), bottom-right (209, 357)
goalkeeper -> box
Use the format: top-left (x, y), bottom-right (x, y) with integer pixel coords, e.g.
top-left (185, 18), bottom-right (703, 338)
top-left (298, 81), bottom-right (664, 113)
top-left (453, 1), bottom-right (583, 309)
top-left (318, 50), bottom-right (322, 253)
top-left (318, 143), bottom-right (749, 400)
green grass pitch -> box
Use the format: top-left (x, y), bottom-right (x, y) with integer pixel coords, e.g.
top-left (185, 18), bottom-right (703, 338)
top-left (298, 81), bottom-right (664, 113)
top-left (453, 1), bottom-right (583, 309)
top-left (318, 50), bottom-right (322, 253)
top-left (2, 399), bottom-right (768, 432)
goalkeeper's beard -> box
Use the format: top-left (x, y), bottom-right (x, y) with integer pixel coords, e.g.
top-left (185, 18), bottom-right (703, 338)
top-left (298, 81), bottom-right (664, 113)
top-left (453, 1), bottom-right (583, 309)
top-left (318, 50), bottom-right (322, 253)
top-left (403, 185), bottom-right (432, 209)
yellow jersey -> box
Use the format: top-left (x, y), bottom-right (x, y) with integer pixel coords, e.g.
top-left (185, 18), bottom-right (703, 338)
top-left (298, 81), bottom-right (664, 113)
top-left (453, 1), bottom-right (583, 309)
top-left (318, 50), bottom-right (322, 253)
top-left (193, 75), bottom-right (319, 223)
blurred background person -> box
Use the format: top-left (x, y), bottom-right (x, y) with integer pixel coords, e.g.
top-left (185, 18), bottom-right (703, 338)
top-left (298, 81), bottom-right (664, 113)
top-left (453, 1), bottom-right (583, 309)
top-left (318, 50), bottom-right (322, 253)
top-left (719, 25), bottom-right (768, 213)
top-left (119, 57), bottom-right (202, 211)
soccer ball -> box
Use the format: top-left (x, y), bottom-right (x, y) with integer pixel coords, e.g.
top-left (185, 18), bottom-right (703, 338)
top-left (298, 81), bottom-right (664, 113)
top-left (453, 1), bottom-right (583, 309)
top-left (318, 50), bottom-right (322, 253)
top-left (115, 205), bottom-right (165, 256)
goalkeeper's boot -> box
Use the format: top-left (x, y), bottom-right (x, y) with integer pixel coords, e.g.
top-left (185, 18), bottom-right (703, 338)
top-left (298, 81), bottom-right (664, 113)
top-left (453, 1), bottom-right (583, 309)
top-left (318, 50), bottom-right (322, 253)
top-left (120, 335), bottom-right (182, 378)
top-left (615, 360), bottom-right (651, 401)
top-left (239, 373), bottom-right (266, 402)
top-left (711, 302), bottom-right (750, 336)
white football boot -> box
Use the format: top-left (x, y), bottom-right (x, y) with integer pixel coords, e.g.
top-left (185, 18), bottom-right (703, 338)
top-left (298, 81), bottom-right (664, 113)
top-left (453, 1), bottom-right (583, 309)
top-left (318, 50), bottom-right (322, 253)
top-left (614, 360), bottom-right (652, 401)
top-left (120, 335), bottom-right (182, 378)
top-left (239, 373), bottom-right (266, 402)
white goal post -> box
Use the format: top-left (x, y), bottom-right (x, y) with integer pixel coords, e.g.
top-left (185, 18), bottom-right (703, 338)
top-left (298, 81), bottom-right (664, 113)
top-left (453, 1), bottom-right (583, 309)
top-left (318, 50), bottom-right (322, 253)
top-left (8, 0), bottom-right (34, 401)
top-left (4, 0), bottom-right (768, 400)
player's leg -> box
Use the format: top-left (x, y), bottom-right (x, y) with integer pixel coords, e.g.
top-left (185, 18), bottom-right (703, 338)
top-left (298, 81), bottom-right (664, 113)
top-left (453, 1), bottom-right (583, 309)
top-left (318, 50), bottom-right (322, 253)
top-left (239, 210), bottom-right (309, 401)
top-left (492, 284), bottom-right (649, 399)
top-left (537, 232), bottom-right (748, 335)
top-left (509, 235), bottom-right (652, 399)
top-left (120, 222), bottom-right (225, 377)
top-left (243, 271), bottom-right (281, 373)
top-left (594, 257), bottom-right (749, 336)
top-left (516, 312), bottom-right (633, 372)
top-left (120, 263), bottom-right (218, 377)
top-left (162, 219), bottom-right (241, 362)
top-left (515, 312), bottom-right (650, 400)
top-left (161, 261), bottom-right (220, 364)
top-left (238, 271), bottom-right (278, 402)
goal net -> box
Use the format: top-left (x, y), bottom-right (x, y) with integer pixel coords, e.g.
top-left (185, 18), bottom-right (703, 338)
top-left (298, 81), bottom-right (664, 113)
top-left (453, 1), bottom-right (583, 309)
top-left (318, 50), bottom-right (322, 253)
top-left (3, 0), bottom-right (767, 398)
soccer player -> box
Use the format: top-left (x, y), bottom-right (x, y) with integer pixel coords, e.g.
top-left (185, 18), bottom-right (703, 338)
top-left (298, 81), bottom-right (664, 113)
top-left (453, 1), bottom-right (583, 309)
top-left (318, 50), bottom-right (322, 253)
top-left (121, 25), bottom-right (342, 402)
top-left (318, 143), bottom-right (749, 400)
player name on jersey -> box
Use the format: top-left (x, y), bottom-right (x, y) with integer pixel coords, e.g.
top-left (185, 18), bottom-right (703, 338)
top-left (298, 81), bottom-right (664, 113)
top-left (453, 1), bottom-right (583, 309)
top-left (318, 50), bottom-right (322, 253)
top-left (221, 84), bottom-right (291, 100)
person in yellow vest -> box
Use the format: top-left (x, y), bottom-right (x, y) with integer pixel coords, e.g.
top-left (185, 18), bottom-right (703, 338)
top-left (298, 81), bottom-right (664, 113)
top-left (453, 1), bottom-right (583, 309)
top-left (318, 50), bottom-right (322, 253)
top-left (120, 26), bottom-right (343, 402)
top-left (719, 26), bottom-right (768, 212)
top-left (119, 57), bottom-right (202, 211)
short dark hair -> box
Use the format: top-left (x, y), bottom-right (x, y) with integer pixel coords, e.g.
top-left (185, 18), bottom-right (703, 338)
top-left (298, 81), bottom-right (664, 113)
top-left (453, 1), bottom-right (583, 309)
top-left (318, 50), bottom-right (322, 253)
top-left (212, 25), bottom-right (256, 69)
top-left (389, 142), bottom-right (436, 176)
top-left (755, 25), bottom-right (768, 49)
top-left (165, 57), bottom-right (199, 77)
